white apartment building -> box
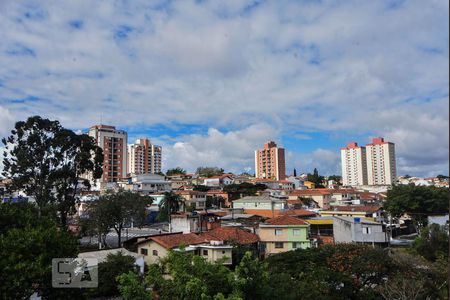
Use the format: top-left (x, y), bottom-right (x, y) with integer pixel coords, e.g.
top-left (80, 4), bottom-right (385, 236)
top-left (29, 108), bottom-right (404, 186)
top-left (89, 125), bottom-right (128, 184)
top-left (341, 142), bottom-right (368, 186)
top-left (366, 137), bottom-right (396, 185)
top-left (127, 138), bottom-right (162, 175)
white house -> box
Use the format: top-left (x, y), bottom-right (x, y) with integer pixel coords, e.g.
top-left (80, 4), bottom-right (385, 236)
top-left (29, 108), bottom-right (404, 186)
top-left (203, 175), bottom-right (234, 187)
top-left (232, 195), bottom-right (287, 211)
top-left (333, 216), bottom-right (388, 246)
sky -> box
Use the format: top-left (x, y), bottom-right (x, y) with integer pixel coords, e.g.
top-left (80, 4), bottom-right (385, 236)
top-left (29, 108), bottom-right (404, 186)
top-left (0, 0), bottom-right (448, 177)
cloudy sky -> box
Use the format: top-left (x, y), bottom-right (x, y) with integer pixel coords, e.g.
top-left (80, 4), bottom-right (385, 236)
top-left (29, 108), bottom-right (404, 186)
top-left (0, 0), bottom-right (448, 177)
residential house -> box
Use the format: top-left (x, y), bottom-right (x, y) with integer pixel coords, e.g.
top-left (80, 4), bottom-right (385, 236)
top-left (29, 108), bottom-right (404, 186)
top-left (170, 212), bottom-right (221, 233)
top-left (320, 205), bottom-right (383, 221)
top-left (286, 176), bottom-right (307, 190)
top-left (333, 216), bottom-right (388, 246)
top-left (232, 195), bottom-right (287, 217)
top-left (303, 181), bottom-right (315, 189)
top-left (258, 215), bottom-right (311, 257)
top-left (201, 226), bottom-right (259, 247)
top-left (306, 217), bottom-right (334, 245)
top-left (175, 190), bottom-right (207, 210)
top-left (288, 189), bottom-right (332, 209)
top-left (136, 232), bottom-right (233, 265)
top-left (203, 175), bottom-right (234, 187)
top-left (117, 174), bottom-right (171, 195)
top-left (78, 248), bottom-right (145, 274)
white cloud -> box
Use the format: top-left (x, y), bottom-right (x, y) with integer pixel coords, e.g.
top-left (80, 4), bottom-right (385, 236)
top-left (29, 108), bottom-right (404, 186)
top-left (0, 0), bottom-right (447, 176)
top-left (160, 123), bottom-right (279, 174)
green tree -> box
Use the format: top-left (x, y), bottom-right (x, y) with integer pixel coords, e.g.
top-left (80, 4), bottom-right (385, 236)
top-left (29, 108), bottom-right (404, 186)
top-left (384, 185), bottom-right (449, 228)
top-left (87, 190), bottom-right (153, 247)
top-left (234, 252), bottom-right (270, 299)
top-left (157, 191), bottom-right (184, 223)
top-left (206, 195), bottom-right (225, 208)
top-left (0, 202), bottom-right (80, 299)
top-left (196, 167), bottom-right (225, 178)
top-left (327, 175), bottom-right (342, 185)
top-left (117, 271), bottom-right (151, 300)
top-left (166, 167), bottom-right (187, 176)
top-left (92, 253), bottom-right (137, 297)
top-left (223, 182), bottom-right (266, 200)
top-left (412, 224), bottom-right (449, 261)
top-left (307, 168), bottom-right (325, 188)
top-left (2, 116), bottom-right (103, 224)
top-left (193, 185), bottom-right (211, 192)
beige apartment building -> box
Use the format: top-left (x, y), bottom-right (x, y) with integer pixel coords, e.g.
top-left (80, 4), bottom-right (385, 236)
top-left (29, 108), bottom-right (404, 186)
top-left (127, 138), bottom-right (162, 175)
top-left (255, 141), bottom-right (286, 180)
top-left (366, 137), bottom-right (396, 185)
top-left (89, 125), bottom-right (128, 184)
top-left (341, 142), bottom-right (368, 186)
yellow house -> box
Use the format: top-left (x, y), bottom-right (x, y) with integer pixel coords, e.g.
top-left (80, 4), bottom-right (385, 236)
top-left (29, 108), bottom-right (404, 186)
top-left (136, 232), bottom-right (232, 265)
top-left (304, 181), bottom-right (315, 189)
top-left (258, 215), bottom-right (310, 257)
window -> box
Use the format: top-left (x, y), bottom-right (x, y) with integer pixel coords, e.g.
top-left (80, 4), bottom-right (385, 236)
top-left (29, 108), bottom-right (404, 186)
top-left (152, 250), bottom-right (158, 256)
top-left (203, 250), bottom-right (208, 256)
top-left (292, 242), bottom-right (299, 249)
top-left (140, 248), bottom-right (148, 256)
top-left (275, 242), bottom-right (284, 249)
top-left (275, 229), bottom-right (283, 235)
top-left (293, 229), bottom-right (301, 236)
top-left (363, 227), bottom-right (371, 234)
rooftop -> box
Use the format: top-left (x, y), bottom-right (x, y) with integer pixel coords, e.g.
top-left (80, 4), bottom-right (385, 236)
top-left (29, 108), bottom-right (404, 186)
top-left (201, 227), bottom-right (259, 245)
top-left (139, 232), bottom-right (206, 249)
top-left (264, 215), bottom-right (309, 226)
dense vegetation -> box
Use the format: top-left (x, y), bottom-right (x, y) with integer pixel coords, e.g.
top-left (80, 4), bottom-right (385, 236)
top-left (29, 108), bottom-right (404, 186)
top-left (115, 243), bottom-right (448, 300)
top-left (384, 185), bottom-right (449, 227)
top-left (223, 182), bottom-right (267, 200)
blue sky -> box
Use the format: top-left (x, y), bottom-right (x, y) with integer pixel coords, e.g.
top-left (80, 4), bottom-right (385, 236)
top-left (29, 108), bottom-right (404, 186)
top-left (0, 0), bottom-right (448, 176)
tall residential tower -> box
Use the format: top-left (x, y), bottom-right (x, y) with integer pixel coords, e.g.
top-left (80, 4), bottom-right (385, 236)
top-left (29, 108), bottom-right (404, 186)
top-left (128, 138), bottom-right (162, 175)
top-left (88, 125), bottom-right (128, 184)
top-left (340, 137), bottom-right (396, 186)
top-left (365, 137), bottom-right (396, 185)
top-left (341, 142), bottom-right (368, 186)
top-left (255, 141), bottom-right (286, 180)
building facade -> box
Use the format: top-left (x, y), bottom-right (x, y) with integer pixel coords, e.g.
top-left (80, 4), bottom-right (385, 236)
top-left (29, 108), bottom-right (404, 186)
top-left (88, 125), bottom-right (128, 184)
top-left (365, 137), bottom-right (396, 185)
top-left (255, 141), bottom-right (286, 180)
top-left (341, 142), bottom-right (368, 186)
top-left (258, 215), bottom-right (310, 257)
top-left (127, 138), bottom-right (162, 175)
top-left (333, 216), bottom-right (388, 246)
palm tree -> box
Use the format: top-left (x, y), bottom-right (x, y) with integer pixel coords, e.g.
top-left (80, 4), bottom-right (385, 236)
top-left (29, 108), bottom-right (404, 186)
top-left (158, 191), bottom-right (183, 229)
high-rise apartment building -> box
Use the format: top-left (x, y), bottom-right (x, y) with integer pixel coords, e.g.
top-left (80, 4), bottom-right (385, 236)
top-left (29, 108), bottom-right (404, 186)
top-left (88, 125), bottom-right (128, 183)
top-left (366, 137), bottom-right (396, 185)
top-left (341, 142), bottom-right (368, 186)
top-left (255, 141), bottom-right (286, 180)
top-left (128, 138), bottom-right (162, 175)
top-left (340, 137), bottom-right (396, 186)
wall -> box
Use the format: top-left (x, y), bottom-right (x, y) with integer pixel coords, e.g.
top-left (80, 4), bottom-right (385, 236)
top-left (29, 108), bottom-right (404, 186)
top-left (137, 241), bottom-right (168, 265)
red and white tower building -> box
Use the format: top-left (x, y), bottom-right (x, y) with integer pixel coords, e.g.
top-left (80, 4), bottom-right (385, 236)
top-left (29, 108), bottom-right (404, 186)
top-left (255, 141), bottom-right (286, 180)
top-left (88, 125), bottom-right (128, 184)
top-left (365, 137), bottom-right (396, 185)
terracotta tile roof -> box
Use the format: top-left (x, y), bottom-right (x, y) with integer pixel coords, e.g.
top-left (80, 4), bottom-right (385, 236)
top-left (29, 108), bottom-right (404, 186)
top-left (283, 209), bottom-right (317, 217)
top-left (142, 233), bottom-right (206, 249)
top-left (265, 215), bottom-right (309, 225)
top-left (290, 189), bottom-right (331, 196)
top-left (201, 227), bottom-right (259, 245)
top-left (332, 205), bottom-right (381, 212)
top-left (243, 209), bottom-right (316, 218)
